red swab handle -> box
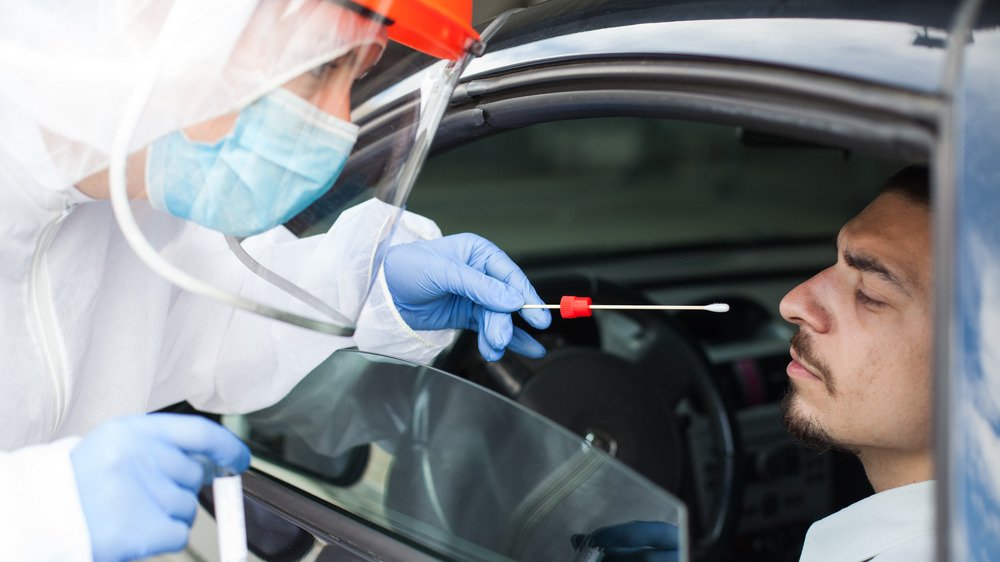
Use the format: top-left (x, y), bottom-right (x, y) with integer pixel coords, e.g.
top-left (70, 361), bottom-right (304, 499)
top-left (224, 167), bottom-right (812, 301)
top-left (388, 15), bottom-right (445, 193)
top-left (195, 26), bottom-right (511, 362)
top-left (560, 295), bottom-right (592, 319)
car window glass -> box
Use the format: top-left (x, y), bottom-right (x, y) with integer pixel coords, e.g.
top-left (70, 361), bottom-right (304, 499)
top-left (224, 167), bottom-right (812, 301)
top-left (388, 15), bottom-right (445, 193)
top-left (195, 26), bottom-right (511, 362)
top-left (406, 118), bottom-right (902, 262)
top-left (226, 350), bottom-right (687, 561)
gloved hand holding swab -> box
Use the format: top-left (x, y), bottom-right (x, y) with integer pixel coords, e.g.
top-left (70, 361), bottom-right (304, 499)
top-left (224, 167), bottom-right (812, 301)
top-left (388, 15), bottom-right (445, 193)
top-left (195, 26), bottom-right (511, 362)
top-left (522, 295), bottom-right (730, 319)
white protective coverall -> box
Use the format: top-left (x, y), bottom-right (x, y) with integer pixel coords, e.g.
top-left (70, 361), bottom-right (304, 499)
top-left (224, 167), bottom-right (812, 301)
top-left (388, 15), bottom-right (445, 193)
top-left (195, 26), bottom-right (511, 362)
top-left (799, 480), bottom-right (935, 561)
top-left (0, 1), bottom-right (456, 559)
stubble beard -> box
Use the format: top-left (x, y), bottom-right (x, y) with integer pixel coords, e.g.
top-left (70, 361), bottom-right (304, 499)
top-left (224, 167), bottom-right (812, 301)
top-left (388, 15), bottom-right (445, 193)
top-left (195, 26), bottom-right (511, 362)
top-left (779, 388), bottom-right (859, 455)
top-left (780, 328), bottom-right (858, 453)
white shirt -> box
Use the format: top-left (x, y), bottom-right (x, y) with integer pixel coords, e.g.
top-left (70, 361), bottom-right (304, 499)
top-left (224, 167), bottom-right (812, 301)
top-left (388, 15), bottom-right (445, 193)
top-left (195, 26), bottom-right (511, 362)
top-left (800, 480), bottom-right (936, 562)
top-left (0, 173), bottom-right (454, 560)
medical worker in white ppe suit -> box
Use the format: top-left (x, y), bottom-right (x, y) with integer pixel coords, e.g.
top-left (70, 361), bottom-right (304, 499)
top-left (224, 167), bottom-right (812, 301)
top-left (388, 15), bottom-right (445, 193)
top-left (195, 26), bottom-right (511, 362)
top-left (0, 1), bottom-right (552, 561)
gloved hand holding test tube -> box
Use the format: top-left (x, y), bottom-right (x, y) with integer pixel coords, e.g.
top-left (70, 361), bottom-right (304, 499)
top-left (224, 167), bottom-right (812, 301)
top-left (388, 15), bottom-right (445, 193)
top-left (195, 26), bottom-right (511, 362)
top-left (523, 295), bottom-right (730, 319)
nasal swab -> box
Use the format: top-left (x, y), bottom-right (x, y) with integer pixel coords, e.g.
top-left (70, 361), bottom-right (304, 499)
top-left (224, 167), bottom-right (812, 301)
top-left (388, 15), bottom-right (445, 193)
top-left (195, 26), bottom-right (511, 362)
top-left (522, 296), bottom-right (729, 319)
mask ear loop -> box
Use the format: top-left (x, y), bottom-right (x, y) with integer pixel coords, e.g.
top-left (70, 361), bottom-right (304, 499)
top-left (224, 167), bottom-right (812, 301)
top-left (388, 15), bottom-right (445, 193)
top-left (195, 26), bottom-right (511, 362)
top-left (109, 0), bottom-right (478, 336)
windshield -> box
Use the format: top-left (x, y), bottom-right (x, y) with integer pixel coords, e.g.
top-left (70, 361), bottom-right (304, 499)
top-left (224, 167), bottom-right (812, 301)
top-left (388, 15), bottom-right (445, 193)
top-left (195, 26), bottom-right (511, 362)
top-left (225, 350), bottom-right (687, 561)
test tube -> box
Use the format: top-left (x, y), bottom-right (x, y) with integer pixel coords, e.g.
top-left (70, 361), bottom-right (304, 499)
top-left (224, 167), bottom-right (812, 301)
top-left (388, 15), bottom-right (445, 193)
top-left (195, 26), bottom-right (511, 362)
top-left (213, 467), bottom-right (248, 562)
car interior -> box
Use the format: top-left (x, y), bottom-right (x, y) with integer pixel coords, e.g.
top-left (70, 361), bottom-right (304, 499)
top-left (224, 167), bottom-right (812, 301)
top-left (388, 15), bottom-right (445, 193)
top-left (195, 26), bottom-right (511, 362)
top-left (231, 113), bottom-right (915, 562)
top-left (401, 116), bottom-right (908, 561)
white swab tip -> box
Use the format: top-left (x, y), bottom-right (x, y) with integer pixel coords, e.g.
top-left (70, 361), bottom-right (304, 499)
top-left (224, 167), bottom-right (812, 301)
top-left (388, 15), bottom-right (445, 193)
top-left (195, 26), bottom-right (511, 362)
top-left (706, 303), bottom-right (730, 313)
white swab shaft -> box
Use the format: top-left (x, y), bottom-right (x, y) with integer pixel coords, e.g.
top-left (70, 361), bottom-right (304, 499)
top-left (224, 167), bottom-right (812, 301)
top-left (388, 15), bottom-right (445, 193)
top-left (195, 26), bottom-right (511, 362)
top-left (590, 304), bottom-right (713, 310)
top-left (522, 303), bottom-right (729, 312)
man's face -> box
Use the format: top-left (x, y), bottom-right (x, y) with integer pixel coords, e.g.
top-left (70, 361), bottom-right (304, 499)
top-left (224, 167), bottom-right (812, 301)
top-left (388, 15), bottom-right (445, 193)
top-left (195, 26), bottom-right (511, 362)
top-left (778, 192), bottom-right (932, 454)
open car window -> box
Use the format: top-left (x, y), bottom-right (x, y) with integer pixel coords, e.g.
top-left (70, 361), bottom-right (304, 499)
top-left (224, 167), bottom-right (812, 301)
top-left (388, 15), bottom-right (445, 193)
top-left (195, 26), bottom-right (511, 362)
top-left (225, 350), bottom-right (687, 561)
top-left (404, 118), bottom-right (902, 262)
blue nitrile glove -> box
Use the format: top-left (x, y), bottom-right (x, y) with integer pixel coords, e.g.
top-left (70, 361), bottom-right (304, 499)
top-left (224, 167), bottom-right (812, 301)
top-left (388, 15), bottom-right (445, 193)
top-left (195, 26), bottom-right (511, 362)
top-left (571, 521), bottom-right (680, 562)
top-left (384, 233), bottom-right (552, 361)
top-left (70, 413), bottom-right (251, 562)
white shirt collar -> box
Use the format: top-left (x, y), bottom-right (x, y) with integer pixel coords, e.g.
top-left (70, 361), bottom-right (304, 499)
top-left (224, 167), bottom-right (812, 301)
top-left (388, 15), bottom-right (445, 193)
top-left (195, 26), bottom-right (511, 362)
top-left (799, 480), bottom-right (935, 562)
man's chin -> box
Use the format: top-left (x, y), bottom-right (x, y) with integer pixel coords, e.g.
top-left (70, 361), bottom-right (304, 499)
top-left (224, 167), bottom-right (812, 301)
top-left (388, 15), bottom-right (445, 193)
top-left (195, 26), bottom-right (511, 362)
top-left (778, 388), bottom-right (858, 454)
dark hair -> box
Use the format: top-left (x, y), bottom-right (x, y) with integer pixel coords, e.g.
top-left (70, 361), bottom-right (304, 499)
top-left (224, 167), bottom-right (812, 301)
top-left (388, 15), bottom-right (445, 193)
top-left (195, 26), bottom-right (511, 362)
top-left (880, 164), bottom-right (930, 206)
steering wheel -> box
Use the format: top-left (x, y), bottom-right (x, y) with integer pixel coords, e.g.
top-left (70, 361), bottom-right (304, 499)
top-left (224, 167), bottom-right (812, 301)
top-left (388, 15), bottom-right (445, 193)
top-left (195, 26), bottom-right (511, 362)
top-left (436, 274), bottom-right (743, 561)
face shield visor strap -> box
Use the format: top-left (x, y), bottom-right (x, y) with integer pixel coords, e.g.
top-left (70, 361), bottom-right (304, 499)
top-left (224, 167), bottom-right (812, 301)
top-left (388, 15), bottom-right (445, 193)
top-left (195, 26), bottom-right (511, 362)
top-left (109, 0), bottom-right (480, 337)
top-left (330, 0), bottom-right (394, 27)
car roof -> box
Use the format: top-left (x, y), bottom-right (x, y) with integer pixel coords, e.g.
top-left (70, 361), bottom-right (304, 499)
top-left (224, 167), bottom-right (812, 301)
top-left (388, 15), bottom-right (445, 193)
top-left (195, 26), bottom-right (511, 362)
top-left (467, 0), bottom-right (973, 95)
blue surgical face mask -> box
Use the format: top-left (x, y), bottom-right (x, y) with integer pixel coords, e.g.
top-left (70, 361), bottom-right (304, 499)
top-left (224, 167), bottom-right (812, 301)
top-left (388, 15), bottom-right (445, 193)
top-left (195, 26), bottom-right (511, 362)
top-left (146, 88), bottom-right (359, 237)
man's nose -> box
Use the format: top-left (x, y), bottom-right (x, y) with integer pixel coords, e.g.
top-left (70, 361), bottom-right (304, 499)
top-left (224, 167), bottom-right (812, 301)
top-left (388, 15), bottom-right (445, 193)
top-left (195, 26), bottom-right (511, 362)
top-left (779, 267), bottom-right (834, 334)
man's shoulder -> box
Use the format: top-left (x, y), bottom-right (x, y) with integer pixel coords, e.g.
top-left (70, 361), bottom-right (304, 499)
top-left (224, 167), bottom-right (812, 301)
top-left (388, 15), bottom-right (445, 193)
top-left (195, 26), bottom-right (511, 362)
top-left (869, 531), bottom-right (935, 561)
top-left (799, 480), bottom-right (935, 562)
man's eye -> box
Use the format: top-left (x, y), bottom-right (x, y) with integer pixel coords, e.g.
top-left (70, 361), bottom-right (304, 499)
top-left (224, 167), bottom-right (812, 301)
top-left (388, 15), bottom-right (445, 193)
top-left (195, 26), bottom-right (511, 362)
top-left (856, 289), bottom-right (885, 307)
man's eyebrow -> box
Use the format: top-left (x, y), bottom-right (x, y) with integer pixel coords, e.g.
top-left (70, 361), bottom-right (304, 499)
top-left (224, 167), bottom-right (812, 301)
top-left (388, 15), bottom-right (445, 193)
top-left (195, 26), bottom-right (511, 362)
top-left (842, 250), bottom-right (911, 296)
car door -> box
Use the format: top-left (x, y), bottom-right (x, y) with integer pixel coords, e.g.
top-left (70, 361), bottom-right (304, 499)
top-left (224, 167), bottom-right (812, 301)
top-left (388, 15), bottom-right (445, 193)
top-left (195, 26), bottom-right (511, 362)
top-left (936, 1), bottom-right (1000, 559)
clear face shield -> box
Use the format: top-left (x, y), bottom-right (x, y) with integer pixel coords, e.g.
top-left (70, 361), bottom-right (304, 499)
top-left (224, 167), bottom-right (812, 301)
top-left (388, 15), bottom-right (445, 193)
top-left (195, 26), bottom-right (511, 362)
top-left (108, 0), bottom-right (481, 335)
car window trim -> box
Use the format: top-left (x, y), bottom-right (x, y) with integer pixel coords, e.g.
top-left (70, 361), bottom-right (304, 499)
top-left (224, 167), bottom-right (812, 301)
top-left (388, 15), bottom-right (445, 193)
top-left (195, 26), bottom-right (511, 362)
top-left (352, 58), bottom-right (940, 163)
top-left (432, 58), bottom-right (940, 161)
top-left (242, 469), bottom-right (452, 562)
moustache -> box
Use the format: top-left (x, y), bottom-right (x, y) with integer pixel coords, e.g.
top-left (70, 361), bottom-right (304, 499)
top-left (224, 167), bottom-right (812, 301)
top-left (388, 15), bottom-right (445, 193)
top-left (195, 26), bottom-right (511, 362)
top-left (790, 329), bottom-right (835, 391)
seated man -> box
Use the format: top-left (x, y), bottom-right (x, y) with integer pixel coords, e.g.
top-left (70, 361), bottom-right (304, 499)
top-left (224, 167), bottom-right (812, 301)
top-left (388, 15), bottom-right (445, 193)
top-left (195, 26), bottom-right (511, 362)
top-left (574, 165), bottom-right (933, 562)
top-left (781, 164), bottom-right (933, 561)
